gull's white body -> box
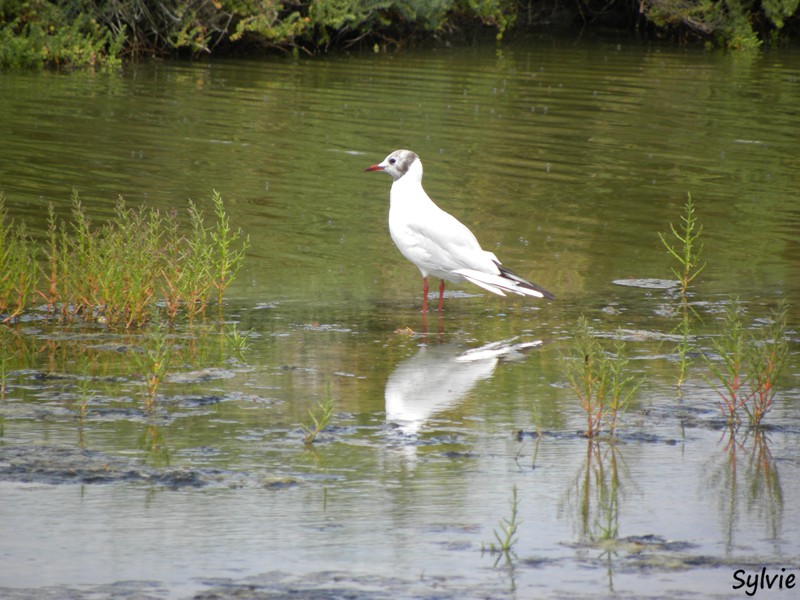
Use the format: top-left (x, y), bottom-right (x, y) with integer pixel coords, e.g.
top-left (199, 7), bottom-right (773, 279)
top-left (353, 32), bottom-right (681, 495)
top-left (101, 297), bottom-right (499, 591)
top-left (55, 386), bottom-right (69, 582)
top-left (366, 149), bottom-right (553, 311)
top-left (388, 157), bottom-right (498, 289)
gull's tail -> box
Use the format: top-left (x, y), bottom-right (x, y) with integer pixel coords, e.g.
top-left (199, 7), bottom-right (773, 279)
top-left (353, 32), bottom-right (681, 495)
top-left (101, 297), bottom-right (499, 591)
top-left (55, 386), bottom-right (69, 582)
top-left (454, 264), bottom-right (555, 300)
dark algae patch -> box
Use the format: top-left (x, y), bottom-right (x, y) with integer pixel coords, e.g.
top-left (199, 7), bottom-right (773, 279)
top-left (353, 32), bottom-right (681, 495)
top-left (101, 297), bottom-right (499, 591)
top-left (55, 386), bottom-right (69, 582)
top-left (0, 445), bottom-right (227, 488)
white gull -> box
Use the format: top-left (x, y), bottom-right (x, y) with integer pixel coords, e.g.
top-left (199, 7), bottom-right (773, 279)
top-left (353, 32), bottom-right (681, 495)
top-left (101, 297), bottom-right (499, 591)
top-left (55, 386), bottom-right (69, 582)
top-left (366, 149), bottom-right (554, 313)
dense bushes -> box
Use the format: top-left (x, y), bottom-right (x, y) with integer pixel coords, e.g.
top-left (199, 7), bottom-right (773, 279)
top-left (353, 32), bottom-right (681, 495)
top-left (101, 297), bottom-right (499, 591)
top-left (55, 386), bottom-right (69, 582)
top-left (0, 1), bottom-right (126, 67)
top-left (1, 0), bottom-right (799, 67)
top-left (0, 0), bottom-right (518, 67)
top-left (640, 0), bottom-right (800, 49)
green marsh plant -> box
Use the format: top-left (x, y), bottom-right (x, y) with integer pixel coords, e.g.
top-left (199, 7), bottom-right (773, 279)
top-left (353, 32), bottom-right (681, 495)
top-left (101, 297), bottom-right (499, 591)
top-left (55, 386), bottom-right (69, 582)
top-left (562, 317), bottom-right (640, 437)
top-left (160, 202), bottom-right (215, 324)
top-left (226, 323), bottom-right (253, 360)
top-left (744, 300), bottom-right (790, 427)
top-left (180, 201), bottom-right (215, 323)
top-left (301, 383), bottom-right (335, 445)
top-left (705, 299), bottom-right (748, 426)
top-left (61, 193), bottom-right (100, 320)
top-left (705, 299), bottom-right (790, 428)
top-left (209, 191), bottom-right (250, 319)
top-left (659, 193), bottom-right (705, 390)
top-left (97, 200), bottom-right (163, 328)
top-left (0, 195), bottom-right (39, 322)
top-left (0, 191), bottom-right (248, 329)
top-left (136, 325), bottom-right (174, 410)
top-left (43, 204), bottom-right (62, 317)
top-left (158, 209), bottom-right (184, 323)
top-left (483, 485), bottom-right (520, 565)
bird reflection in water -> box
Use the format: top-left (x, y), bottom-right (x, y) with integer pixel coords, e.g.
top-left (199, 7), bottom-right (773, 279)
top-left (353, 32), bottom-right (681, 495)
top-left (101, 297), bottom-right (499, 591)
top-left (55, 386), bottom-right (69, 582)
top-left (385, 338), bottom-right (542, 437)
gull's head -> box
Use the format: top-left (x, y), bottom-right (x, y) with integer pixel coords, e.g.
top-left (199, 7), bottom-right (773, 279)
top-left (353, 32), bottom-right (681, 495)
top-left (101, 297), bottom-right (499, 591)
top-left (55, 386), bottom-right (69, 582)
top-left (365, 149), bottom-right (420, 182)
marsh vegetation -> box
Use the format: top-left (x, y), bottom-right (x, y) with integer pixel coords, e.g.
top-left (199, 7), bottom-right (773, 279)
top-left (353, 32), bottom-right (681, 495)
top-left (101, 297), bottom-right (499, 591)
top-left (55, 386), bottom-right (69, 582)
top-left (0, 191), bottom-right (248, 328)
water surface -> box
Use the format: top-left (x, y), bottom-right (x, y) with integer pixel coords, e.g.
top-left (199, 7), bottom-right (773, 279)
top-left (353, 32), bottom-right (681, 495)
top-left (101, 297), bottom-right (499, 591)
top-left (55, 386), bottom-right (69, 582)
top-left (0, 36), bottom-right (799, 599)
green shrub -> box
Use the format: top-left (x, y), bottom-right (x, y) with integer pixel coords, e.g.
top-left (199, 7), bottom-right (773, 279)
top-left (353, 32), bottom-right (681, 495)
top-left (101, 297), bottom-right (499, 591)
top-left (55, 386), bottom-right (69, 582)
top-left (1, 0), bottom-right (521, 67)
top-left (0, 1), bottom-right (124, 68)
top-left (640, 0), bottom-right (800, 48)
top-left (2, 0), bottom-right (799, 67)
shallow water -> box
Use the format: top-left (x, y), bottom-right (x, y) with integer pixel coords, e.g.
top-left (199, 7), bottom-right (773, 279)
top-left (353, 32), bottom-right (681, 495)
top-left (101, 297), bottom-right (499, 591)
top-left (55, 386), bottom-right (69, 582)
top-left (1, 35), bottom-right (799, 599)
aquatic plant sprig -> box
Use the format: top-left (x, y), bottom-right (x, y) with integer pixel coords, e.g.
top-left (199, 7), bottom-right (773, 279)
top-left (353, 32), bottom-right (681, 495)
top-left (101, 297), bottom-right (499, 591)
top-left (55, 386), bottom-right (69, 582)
top-left (605, 336), bottom-right (641, 438)
top-left (43, 204), bottom-right (63, 317)
top-left (226, 323), bottom-right (254, 360)
top-left (65, 192), bottom-right (100, 320)
top-left (209, 191), bottom-right (250, 319)
top-left (0, 195), bottom-right (39, 322)
top-left (704, 298), bottom-right (790, 428)
top-left (659, 193), bottom-right (705, 389)
top-left (96, 200), bottom-right (163, 328)
top-left (135, 325), bottom-right (174, 410)
top-left (563, 317), bottom-right (607, 437)
top-left (182, 201), bottom-right (215, 322)
top-left (482, 485), bottom-right (520, 565)
top-left (301, 383), bottom-right (335, 445)
top-left (160, 210), bottom-right (187, 323)
top-left (561, 317), bottom-right (640, 437)
top-left (160, 201), bottom-right (216, 324)
top-left (744, 299), bottom-right (790, 427)
top-left (705, 299), bottom-right (748, 427)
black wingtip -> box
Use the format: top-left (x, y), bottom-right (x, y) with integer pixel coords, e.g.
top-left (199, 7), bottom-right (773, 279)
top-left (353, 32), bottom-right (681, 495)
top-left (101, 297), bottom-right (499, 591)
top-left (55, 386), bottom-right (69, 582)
top-left (497, 265), bottom-right (555, 301)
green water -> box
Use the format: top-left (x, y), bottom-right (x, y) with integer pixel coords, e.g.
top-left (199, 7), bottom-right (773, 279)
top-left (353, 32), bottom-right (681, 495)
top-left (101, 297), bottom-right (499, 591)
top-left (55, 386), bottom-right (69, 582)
top-left (0, 37), bottom-right (799, 599)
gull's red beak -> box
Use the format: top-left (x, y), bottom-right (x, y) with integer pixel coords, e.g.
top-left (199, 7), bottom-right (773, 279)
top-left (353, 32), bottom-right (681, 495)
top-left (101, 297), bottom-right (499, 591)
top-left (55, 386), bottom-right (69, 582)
top-left (364, 164), bottom-right (384, 172)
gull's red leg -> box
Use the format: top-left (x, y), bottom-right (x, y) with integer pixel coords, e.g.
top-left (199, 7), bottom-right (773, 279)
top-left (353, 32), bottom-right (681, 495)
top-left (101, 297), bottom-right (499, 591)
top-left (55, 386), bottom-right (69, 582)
top-left (422, 277), bottom-right (429, 314)
top-left (438, 280), bottom-right (445, 312)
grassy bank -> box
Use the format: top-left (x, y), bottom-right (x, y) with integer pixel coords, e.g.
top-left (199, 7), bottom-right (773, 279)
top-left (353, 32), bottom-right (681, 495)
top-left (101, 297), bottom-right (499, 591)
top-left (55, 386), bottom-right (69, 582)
top-left (2, 0), bottom-right (799, 69)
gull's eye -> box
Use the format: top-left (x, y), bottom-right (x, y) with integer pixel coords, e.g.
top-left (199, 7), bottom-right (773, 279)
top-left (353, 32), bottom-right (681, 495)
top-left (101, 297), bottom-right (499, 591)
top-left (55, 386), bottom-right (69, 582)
top-left (388, 157), bottom-right (396, 165)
